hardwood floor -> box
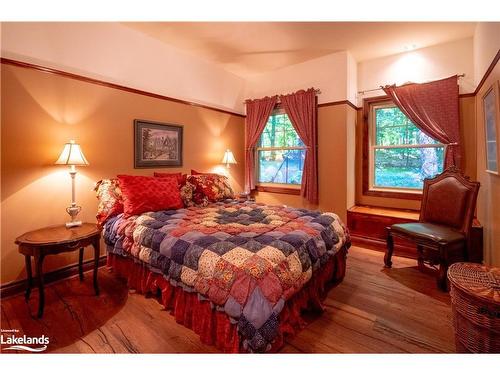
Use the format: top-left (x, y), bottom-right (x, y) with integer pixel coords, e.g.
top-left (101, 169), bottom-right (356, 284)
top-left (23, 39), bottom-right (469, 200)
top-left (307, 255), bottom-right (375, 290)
top-left (0, 246), bottom-right (456, 353)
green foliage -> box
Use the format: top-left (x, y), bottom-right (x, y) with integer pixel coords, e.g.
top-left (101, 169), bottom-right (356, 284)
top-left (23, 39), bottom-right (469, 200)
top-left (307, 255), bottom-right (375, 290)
top-left (375, 107), bottom-right (437, 146)
top-left (260, 114), bottom-right (304, 148)
top-left (258, 114), bottom-right (305, 184)
top-left (374, 106), bottom-right (444, 188)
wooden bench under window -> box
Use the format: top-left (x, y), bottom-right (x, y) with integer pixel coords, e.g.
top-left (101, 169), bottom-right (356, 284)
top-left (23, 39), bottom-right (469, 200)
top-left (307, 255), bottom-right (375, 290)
top-left (347, 205), bottom-right (483, 263)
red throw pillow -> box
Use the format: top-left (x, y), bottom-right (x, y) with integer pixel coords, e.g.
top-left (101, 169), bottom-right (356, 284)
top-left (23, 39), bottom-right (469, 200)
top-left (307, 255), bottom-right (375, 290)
top-left (117, 175), bottom-right (183, 217)
top-left (154, 172), bottom-right (186, 186)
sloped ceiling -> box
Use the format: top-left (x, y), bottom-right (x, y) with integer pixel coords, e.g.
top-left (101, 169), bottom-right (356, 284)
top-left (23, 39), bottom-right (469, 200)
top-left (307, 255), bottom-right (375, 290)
top-left (124, 22), bottom-right (476, 77)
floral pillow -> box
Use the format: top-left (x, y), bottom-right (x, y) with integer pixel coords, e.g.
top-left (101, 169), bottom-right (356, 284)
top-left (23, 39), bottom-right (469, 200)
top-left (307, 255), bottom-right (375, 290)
top-left (94, 179), bottom-right (124, 225)
top-left (179, 182), bottom-right (196, 207)
top-left (186, 174), bottom-right (235, 205)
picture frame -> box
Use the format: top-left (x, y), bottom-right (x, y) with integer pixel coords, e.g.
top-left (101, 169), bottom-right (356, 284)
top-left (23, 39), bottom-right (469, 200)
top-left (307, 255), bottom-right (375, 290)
top-left (134, 119), bottom-right (183, 168)
top-left (482, 81), bottom-right (500, 175)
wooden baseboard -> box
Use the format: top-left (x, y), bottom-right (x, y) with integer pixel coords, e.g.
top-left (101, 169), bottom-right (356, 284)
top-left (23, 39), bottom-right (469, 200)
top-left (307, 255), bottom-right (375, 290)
top-left (255, 185), bottom-right (301, 195)
top-left (0, 255), bottom-right (107, 299)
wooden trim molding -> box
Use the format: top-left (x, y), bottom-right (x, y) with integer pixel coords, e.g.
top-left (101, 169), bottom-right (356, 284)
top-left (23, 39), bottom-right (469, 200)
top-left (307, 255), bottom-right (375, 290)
top-left (318, 100), bottom-right (360, 111)
top-left (359, 48), bottom-right (500, 201)
top-left (358, 49), bottom-right (500, 202)
top-left (363, 189), bottom-right (423, 201)
top-left (459, 92), bottom-right (476, 99)
top-left (361, 96), bottom-right (424, 201)
top-left (0, 57), bottom-right (245, 118)
top-left (255, 185), bottom-right (301, 195)
top-left (0, 255), bottom-right (107, 299)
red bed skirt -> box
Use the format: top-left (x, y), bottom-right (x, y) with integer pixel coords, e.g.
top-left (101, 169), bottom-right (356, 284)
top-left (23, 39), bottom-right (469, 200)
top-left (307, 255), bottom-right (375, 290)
top-left (106, 247), bottom-right (347, 353)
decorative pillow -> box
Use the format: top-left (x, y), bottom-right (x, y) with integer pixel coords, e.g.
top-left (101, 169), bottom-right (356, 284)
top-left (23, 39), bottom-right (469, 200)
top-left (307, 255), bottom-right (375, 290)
top-left (179, 181), bottom-right (196, 207)
top-left (154, 172), bottom-right (191, 206)
top-left (186, 174), bottom-right (235, 205)
top-left (117, 175), bottom-right (183, 217)
top-left (154, 172), bottom-right (187, 186)
top-left (94, 179), bottom-right (123, 225)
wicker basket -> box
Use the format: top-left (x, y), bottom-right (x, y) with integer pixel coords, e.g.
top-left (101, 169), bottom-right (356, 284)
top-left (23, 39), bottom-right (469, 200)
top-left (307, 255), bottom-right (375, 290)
top-left (448, 262), bottom-right (500, 353)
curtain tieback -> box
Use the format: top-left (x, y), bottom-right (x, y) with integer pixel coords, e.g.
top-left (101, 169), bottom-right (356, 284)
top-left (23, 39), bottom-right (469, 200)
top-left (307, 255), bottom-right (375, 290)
top-left (447, 142), bottom-right (459, 146)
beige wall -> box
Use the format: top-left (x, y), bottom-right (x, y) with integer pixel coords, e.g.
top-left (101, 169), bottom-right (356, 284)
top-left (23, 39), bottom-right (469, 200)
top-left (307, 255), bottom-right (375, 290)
top-left (1, 22), bottom-right (246, 113)
top-left (355, 96), bottom-right (477, 211)
top-left (357, 38), bottom-right (476, 105)
top-left (253, 104), bottom-right (356, 223)
top-left (244, 51), bottom-right (353, 106)
top-left (0, 64), bottom-right (245, 285)
top-left (476, 61), bottom-right (500, 266)
top-left (473, 23), bottom-right (500, 85)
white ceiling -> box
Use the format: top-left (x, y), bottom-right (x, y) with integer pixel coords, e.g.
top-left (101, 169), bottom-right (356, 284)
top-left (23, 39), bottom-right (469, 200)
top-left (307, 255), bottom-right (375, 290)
top-left (124, 22), bottom-right (476, 78)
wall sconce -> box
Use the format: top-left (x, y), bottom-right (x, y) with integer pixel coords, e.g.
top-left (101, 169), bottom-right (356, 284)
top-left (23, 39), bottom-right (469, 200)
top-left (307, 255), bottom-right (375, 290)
top-left (55, 140), bottom-right (89, 228)
top-left (221, 149), bottom-right (237, 169)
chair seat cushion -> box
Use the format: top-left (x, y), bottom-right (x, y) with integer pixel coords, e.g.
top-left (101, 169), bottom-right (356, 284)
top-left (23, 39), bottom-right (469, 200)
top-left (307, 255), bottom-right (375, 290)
top-left (390, 223), bottom-right (465, 245)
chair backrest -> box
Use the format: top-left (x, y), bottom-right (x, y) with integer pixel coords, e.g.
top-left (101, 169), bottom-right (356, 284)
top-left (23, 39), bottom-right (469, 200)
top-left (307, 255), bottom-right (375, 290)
top-left (419, 167), bottom-right (480, 236)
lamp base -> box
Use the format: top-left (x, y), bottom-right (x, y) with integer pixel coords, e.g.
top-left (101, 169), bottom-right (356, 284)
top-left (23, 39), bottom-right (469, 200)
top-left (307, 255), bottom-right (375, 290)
top-left (66, 204), bottom-right (82, 228)
top-left (65, 220), bottom-right (82, 228)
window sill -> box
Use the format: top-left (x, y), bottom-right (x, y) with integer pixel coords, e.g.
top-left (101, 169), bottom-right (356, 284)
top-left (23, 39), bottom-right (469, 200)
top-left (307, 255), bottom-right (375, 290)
top-left (255, 185), bottom-right (301, 195)
top-left (363, 188), bottom-right (422, 201)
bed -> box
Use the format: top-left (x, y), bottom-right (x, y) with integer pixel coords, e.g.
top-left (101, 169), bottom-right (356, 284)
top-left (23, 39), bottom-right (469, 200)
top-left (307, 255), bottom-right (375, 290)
top-left (102, 199), bottom-right (350, 352)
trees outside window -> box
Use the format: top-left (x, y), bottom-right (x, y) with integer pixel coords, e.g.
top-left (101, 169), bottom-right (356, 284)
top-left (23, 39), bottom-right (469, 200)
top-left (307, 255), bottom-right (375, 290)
top-left (370, 104), bottom-right (444, 190)
top-left (257, 111), bottom-right (306, 185)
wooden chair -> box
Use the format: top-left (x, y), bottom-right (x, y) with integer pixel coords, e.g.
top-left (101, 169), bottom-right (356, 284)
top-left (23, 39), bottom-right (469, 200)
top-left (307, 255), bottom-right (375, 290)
top-left (384, 167), bottom-right (480, 291)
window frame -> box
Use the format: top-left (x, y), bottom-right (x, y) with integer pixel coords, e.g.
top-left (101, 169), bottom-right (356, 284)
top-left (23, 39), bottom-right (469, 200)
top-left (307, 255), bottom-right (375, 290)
top-left (255, 106), bottom-right (305, 192)
top-left (362, 96), bottom-right (445, 200)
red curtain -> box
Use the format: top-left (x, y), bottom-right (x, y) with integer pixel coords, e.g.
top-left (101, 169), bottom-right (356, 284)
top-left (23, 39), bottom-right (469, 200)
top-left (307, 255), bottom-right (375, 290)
top-left (382, 75), bottom-right (461, 169)
top-left (280, 88), bottom-right (319, 204)
top-left (244, 96), bottom-right (278, 191)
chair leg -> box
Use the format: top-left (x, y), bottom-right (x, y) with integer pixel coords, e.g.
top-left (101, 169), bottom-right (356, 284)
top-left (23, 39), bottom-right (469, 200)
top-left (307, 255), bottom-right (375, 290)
top-left (417, 245), bottom-right (425, 272)
top-left (384, 230), bottom-right (394, 268)
top-left (437, 246), bottom-right (449, 291)
top-left (437, 261), bottom-right (449, 291)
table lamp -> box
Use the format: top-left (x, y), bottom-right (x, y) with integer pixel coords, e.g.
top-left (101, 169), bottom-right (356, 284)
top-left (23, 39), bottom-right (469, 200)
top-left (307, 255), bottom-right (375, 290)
top-left (221, 149), bottom-right (237, 169)
top-left (55, 140), bottom-right (89, 228)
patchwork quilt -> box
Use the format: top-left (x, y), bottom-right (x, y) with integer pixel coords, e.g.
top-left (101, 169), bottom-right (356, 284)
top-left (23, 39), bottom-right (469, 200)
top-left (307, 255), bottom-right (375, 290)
top-left (103, 200), bottom-right (350, 352)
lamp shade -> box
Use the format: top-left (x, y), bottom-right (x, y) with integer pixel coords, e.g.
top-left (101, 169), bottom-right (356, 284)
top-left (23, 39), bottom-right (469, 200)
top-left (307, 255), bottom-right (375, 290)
top-left (55, 140), bottom-right (89, 166)
top-left (221, 149), bottom-right (237, 165)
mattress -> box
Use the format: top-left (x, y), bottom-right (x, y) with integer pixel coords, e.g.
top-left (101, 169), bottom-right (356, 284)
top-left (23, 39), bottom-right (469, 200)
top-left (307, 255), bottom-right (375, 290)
top-left (103, 200), bottom-right (350, 352)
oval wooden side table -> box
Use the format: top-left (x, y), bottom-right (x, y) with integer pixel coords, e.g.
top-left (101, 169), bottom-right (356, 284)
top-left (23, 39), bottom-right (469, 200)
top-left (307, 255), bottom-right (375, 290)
top-left (15, 223), bottom-right (101, 318)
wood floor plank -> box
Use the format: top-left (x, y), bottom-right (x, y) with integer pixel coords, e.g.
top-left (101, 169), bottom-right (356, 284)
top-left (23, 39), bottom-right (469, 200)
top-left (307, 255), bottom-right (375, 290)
top-left (0, 246), bottom-right (457, 353)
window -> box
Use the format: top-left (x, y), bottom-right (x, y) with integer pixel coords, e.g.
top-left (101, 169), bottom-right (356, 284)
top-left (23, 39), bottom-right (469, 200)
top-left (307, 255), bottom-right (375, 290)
top-left (369, 103), bottom-right (444, 191)
top-left (257, 110), bottom-right (305, 185)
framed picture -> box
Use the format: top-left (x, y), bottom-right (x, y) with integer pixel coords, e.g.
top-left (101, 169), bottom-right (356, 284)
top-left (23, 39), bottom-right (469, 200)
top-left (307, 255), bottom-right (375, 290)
top-left (482, 81), bottom-right (500, 175)
top-left (134, 119), bottom-right (183, 168)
